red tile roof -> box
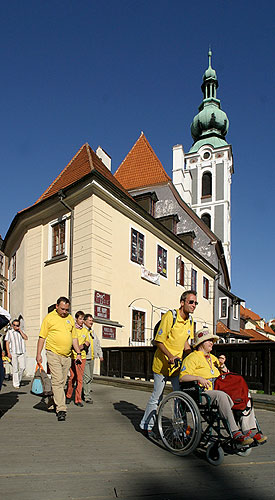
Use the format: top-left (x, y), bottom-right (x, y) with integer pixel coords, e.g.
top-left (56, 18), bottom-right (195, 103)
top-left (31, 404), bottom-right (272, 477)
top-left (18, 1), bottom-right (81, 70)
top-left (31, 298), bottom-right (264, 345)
top-left (35, 143), bottom-right (131, 204)
top-left (240, 305), bottom-right (262, 322)
top-left (114, 132), bottom-right (171, 190)
top-left (216, 321), bottom-right (251, 338)
top-left (264, 323), bottom-right (275, 335)
top-left (240, 328), bottom-right (271, 342)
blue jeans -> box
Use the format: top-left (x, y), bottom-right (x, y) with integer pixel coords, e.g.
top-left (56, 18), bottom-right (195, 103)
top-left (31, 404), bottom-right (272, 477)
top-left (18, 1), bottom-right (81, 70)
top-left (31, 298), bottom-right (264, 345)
top-left (140, 373), bottom-right (180, 431)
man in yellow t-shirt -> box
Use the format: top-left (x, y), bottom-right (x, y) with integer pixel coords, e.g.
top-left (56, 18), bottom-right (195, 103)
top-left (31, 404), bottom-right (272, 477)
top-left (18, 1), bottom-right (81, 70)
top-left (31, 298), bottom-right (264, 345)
top-left (36, 296), bottom-right (81, 421)
top-left (140, 290), bottom-right (198, 435)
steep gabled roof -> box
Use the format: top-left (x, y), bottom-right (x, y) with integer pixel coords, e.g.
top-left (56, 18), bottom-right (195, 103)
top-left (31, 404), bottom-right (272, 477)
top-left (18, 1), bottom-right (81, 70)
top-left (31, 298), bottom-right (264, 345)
top-left (114, 132), bottom-right (171, 190)
top-left (36, 143), bottom-right (130, 204)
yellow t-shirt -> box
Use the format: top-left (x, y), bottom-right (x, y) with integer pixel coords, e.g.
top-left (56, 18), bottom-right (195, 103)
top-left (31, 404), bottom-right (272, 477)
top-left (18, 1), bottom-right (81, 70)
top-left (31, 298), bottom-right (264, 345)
top-left (180, 350), bottom-right (221, 390)
top-left (152, 309), bottom-right (194, 377)
top-left (39, 310), bottom-right (78, 357)
top-left (72, 328), bottom-right (90, 360)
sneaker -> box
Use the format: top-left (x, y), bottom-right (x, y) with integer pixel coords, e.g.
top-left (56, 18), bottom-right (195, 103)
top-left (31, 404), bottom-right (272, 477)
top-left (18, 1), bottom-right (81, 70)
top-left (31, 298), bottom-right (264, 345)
top-left (232, 430), bottom-right (253, 446)
top-left (57, 411), bottom-right (66, 421)
top-left (147, 429), bottom-right (158, 440)
top-left (65, 397), bottom-right (71, 404)
top-left (85, 400), bottom-right (93, 404)
top-left (252, 432), bottom-right (267, 445)
top-left (75, 402), bottom-right (84, 407)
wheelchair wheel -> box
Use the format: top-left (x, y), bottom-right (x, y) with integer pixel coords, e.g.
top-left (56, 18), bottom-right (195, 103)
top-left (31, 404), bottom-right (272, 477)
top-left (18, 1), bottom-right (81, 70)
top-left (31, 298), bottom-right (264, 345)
top-left (157, 391), bottom-right (202, 456)
top-left (206, 442), bottom-right (224, 466)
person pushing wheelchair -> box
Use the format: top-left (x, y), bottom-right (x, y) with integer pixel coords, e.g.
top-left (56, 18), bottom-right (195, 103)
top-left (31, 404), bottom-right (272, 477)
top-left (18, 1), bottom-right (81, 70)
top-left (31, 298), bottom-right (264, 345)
top-left (140, 290), bottom-right (197, 437)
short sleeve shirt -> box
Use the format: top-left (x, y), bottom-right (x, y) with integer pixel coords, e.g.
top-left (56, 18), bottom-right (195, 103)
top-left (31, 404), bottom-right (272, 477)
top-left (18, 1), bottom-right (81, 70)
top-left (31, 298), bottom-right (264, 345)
top-left (152, 309), bottom-right (194, 376)
top-left (39, 310), bottom-right (78, 357)
top-left (180, 350), bottom-right (221, 390)
top-left (72, 328), bottom-right (90, 359)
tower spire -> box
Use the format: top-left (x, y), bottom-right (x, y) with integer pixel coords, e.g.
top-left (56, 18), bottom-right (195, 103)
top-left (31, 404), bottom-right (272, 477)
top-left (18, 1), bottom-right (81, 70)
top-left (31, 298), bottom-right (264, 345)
top-left (189, 49), bottom-right (229, 153)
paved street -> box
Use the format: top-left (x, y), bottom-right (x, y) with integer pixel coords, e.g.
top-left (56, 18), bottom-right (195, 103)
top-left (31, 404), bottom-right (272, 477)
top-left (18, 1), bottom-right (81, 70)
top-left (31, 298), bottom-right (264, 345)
top-left (0, 380), bottom-right (274, 500)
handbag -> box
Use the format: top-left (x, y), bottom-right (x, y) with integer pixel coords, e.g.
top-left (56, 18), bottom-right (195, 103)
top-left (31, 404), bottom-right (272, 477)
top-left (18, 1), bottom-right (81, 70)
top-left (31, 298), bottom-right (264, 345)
top-left (31, 363), bottom-right (53, 396)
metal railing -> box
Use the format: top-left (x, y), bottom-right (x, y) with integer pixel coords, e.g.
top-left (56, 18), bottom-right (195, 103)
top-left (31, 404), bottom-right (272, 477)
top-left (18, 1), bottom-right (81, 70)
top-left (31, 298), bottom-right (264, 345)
top-left (101, 342), bottom-right (275, 394)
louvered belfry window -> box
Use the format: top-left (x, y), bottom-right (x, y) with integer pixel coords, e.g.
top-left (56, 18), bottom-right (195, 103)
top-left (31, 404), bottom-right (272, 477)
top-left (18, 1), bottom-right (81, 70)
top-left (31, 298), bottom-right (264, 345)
top-left (52, 221), bottom-right (65, 257)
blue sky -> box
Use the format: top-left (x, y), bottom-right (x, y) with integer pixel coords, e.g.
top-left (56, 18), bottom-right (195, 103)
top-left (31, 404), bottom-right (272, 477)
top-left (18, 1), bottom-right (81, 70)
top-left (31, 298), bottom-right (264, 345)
top-left (1, 1), bottom-right (274, 320)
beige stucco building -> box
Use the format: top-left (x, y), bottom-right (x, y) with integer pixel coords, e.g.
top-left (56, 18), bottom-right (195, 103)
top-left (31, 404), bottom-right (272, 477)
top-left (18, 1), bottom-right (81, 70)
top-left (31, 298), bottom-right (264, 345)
top-left (3, 143), bottom-right (219, 375)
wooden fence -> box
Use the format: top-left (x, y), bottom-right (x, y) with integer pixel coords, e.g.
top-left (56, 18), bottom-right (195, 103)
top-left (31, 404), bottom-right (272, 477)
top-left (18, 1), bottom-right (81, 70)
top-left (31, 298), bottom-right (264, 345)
top-left (101, 342), bottom-right (275, 394)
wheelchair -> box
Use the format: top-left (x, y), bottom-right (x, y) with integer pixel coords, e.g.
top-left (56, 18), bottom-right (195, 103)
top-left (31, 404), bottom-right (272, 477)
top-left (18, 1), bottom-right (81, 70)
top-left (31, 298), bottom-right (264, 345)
top-left (157, 381), bottom-right (259, 466)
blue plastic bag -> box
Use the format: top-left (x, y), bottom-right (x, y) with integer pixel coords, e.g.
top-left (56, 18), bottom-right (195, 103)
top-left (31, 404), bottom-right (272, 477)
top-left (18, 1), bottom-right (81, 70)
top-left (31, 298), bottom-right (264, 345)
top-left (31, 376), bottom-right (43, 395)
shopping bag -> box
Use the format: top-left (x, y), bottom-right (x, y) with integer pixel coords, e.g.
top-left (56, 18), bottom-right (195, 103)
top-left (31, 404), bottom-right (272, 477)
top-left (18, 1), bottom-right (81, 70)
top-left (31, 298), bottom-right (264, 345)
top-left (31, 363), bottom-right (52, 396)
top-left (31, 376), bottom-right (44, 395)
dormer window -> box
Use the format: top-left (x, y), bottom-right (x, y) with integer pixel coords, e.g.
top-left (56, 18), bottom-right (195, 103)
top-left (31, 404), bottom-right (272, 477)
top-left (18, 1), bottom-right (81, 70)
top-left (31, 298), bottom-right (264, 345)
top-left (133, 192), bottom-right (158, 216)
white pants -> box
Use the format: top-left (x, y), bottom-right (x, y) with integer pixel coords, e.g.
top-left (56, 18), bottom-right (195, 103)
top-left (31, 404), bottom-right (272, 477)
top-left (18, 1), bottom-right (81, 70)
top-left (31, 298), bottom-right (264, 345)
top-left (11, 353), bottom-right (26, 388)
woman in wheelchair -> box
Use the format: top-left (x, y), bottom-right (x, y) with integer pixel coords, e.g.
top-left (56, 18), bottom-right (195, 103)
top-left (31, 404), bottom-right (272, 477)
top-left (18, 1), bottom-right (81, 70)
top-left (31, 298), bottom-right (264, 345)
top-left (179, 328), bottom-right (267, 446)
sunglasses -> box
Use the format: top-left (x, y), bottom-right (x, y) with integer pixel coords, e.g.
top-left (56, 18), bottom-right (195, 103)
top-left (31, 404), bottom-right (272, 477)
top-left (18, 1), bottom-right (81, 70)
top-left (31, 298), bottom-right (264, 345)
top-left (187, 300), bottom-right (198, 305)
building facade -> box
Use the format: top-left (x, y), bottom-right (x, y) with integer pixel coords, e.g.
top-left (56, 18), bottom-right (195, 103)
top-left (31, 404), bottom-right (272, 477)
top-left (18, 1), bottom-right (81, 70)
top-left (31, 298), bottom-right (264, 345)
top-left (3, 144), bottom-right (217, 375)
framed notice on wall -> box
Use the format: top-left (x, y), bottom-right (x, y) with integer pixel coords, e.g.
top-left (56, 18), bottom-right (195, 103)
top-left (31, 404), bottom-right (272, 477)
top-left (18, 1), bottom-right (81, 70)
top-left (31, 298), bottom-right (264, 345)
top-left (94, 291), bottom-right (111, 307)
top-left (102, 326), bottom-right (116, 340)
top-left (94, 290), bottom-right (111, 319)
top-left (94, 305), bottom-right (110, 320)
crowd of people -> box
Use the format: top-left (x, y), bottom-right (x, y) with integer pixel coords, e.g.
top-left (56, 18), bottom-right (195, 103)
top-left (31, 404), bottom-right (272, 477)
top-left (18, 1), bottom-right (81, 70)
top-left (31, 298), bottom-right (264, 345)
top-left (0, 299), bottom-right (103, 422)
top-left (36, 297), bottom-right (103, 421)
top-left (0, 292), bottom-right (268, 447)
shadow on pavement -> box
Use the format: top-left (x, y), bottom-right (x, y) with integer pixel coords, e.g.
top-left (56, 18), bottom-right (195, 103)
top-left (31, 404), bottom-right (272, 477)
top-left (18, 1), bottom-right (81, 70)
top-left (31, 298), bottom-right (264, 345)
top-left (33, 398), bottom-right (50, 412)
top-left (0, 390), bottom-right (27, 418)
top-left (114, 399), bottom-right (144, 432)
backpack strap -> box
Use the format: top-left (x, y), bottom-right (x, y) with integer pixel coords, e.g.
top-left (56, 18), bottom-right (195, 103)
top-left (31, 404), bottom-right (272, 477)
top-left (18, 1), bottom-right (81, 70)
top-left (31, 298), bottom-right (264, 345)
top-left (171, 309), bottom-right (177, 326)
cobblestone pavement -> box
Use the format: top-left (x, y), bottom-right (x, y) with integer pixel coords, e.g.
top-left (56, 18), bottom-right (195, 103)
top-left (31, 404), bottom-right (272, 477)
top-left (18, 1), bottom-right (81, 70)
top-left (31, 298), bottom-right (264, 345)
top-left (0, 380), bottom-right (274, 500)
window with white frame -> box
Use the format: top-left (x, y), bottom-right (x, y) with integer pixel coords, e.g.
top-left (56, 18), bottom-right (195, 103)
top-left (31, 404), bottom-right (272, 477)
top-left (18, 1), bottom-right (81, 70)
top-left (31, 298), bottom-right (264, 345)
top-left (157, 245), bottom-right (167, 277)
top-left (203, 277), bottom-right (209, 299)
top-left (11, 253), bottom-right (16, 281)
top-left (220, 297), bottom-right (228, 319)
top-left (130, 228), bottom-right (144, 265)
top-left (233, 302), bottom-right (239, 320)
top-left (52, 220), bottom-right (66, 258)
top-left (132, 309), bottom-right (145, 342)
top-left (191, 268), bottom-right (197, 291)
top-left (176, 256), bottom-right (185, 286)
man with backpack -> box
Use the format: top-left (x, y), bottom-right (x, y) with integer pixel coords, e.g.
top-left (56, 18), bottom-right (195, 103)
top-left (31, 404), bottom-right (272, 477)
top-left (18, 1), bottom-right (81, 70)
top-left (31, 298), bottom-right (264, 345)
top-left (140, 290), bottom-right (197, 436)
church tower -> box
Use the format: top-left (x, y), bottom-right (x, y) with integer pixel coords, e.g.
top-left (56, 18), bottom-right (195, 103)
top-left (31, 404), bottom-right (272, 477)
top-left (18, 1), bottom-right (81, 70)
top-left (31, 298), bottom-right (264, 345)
top-left (173, 50), bottom-right (233, 276)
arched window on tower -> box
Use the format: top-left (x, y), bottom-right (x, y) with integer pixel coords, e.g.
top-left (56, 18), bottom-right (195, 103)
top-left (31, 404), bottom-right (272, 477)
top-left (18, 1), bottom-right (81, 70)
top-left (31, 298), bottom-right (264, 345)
top-left (201, 213), bottom-right (211, 229)
top-left (202, 171), bottom-right (212, 197)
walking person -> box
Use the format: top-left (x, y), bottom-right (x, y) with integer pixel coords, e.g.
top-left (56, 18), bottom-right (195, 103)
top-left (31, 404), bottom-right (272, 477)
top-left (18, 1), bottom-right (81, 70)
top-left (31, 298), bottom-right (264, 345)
top-left (0, 306), bottom-right (11, 391)
top-left (66, 311), bottom-right (90, 407)
top-left (5, 318), bottom-right (28, 389)
top-left (140, 290), bottom-right (197, 436)
top-left (36, 296), bottom-right (81, 421)
top-left (82, 314), bottom-right (103, 404)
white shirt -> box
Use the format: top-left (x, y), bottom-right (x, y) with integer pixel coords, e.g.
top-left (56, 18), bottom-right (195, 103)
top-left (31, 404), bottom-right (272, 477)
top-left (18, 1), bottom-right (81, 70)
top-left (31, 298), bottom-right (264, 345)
top-left (5, 327), bottom-right (26, 355)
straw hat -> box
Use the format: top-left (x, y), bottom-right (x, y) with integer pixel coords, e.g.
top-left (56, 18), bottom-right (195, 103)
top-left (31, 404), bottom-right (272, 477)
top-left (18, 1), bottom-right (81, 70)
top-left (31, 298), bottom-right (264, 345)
top-left (193, 327), bottom-right (219, 348)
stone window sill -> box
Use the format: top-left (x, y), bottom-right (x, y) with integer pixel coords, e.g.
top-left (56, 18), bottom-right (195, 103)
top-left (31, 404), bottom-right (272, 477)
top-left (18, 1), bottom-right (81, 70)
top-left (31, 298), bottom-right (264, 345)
top-left (44, 255), bottom-right (68, 266)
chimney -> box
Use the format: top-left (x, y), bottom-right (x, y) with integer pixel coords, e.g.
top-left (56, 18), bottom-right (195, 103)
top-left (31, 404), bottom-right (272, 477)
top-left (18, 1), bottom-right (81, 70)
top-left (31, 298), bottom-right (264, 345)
top-left (172, 144), bottom-right (192, 206)
top-left (96, 146), bottom-right (112, 171)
